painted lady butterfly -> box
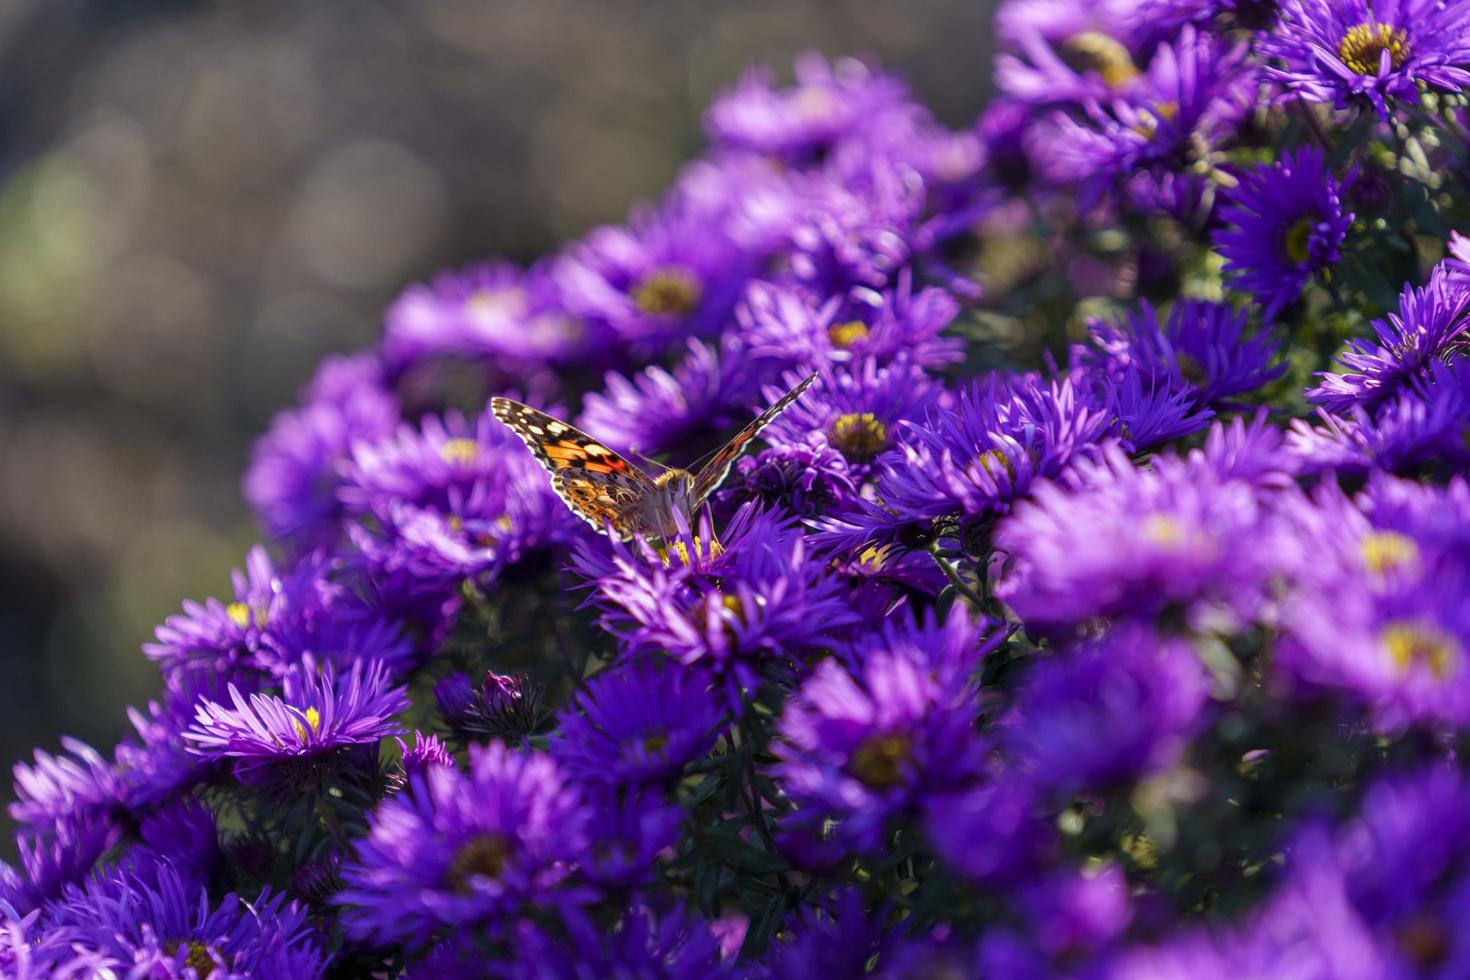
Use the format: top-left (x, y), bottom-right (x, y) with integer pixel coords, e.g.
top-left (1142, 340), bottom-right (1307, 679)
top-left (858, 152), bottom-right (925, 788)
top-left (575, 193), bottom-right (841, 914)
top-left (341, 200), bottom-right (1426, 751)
top-left (492, 373), bottom-right (817, 540)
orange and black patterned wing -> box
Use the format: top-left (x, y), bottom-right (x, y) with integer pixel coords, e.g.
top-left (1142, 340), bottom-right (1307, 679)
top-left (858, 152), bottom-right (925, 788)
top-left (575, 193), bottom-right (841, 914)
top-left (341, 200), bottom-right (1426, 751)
top-left (491, 397), bottom-right (657, 537)
top-left (690, 372), bottom-right (818, 503)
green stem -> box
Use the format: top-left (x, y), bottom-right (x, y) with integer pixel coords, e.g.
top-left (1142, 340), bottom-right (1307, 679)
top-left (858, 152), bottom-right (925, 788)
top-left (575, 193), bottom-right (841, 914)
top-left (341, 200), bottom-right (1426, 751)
top-left (928, 541), bottom-right (988, 611)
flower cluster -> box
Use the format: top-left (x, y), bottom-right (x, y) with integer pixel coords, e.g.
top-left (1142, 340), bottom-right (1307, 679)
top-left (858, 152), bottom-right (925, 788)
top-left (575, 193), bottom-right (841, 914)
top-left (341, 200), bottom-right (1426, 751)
top-left (11, 3), bottom-right (1470, 975)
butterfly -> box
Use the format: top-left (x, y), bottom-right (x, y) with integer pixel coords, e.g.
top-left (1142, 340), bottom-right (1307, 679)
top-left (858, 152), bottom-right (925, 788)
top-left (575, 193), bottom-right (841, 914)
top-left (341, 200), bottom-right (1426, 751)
top-left (492, 373), bottom-right (817, 540)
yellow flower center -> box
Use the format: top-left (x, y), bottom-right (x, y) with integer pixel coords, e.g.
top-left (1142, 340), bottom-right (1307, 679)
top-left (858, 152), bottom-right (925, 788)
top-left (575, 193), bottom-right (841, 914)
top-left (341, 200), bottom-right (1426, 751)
top-left (975, 449), bottom-right (1015, 482)
top-left (440, 438), bottom-right (480, 465)
top-left (226, 602), bottom-right (252, 629)
top-left (447, 833), bottom-right (512, 893)
top-left (1143, 514), bottom-right (1187, 547)
top-left (1283, 216), bottom-right (1315, 266)
top-left (1382, 620), bottom-right (1459, 679)
top-left (641, 729), bottom-right (670, 756)
top-left (1176, 353), bottom-right (1208, 388)
top-left (1061, 31), bottom-right (1139, 89)
top-left (465, 287), bottom-right (528, 323)
top-left (293, 706), bottom-right (322, 743)
top-left (165, 940), bottom-right (220, 975)
top-left (1361, 531), bottom-right (1419, 576)
top-left (830, 412), bottom-right (889, 461)
top-left (850, 732), bottom-right (912, 790)
top-left (827, 320), bottom-right (870, 349)
top-left (857, 544), bottom-right (894, 572)
top-left (656, 536), bottom-right (724, 567)
top-left (631, 266), bottom-right (701, 317)
top-left (1338, 23), bottom-right (1410, 75)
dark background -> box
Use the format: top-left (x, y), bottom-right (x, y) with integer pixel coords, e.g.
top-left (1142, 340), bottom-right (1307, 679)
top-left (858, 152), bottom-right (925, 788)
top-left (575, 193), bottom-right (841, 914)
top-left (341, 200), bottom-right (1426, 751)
top-left (0, 1), bottom-right (996, 816)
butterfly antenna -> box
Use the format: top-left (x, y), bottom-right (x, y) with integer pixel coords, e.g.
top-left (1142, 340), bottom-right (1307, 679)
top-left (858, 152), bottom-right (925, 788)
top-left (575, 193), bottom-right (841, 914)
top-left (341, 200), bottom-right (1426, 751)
top-left (627, 445), bottom-right (670, 471)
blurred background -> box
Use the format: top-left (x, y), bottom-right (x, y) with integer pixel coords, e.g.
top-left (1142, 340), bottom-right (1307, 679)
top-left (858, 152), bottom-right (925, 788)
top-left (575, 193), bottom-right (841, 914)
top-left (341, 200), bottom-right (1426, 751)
top-left (0, 0), bottom-right (996, 816)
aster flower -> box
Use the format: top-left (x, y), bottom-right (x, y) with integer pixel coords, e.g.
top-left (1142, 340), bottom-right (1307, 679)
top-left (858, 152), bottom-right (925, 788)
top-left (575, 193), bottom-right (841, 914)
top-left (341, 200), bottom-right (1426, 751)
top-left (342, 405), bottom-right (579, 591)
top-left (924, 778), bottom-right (1053, 885)
top-left (1261, 0), bottom-right (1470, 118)
top-left (704, 53), bottom-right (911, 162)
top-left (1001, 624), bottom-right (1212, 793)
top-left (381, 259), bottom-right (588, 377)
top-left (0, 817), bottom-right (118, 916)
top-left (47, 865), bottom-right (322, 979)
top-left (1274, 479), bottom-right (1470, 729)
top-left (1035, 26), bottom-right (1254, 205)
top-left (1021, 864), bottom-right (1134, 959)
top-left (9, 737), bottom-right (119, 837)
top-left (774, 611), bottom-right (997, 855)
top-left (145, 545), bottom-right (413, 689)
top-left (512, 904), bottom-right (726, 980)
top-left (127, 799), bottom-right (220, 893)
top-left (337, 742), bottom-right (592, 948)
top-left (574, 788), bottom-right (683, 890)
top-left (720, 438), bottom-right (858, 518)
top-left (765, 890), bottom-right (890, 980)
top-left (397, 732), bottom-right (455, 779)
top-left (1308, 267), bottom-right (1470, 412)
top-left (1287, 359), bottom-right (1470, 476)
top-left (551, 199), bottom-right (753, 359)
top-left (550, 665), bottom-right (724, 786)
top-left (875, 373), bottom-right (1110, 523)
top-left (994, 442), bottom-right (1277, 632)
top-left (577, 338), bottom-right (761, 461)
top-left (739, 275), bottom-right (964, 373)
top-left (570, 506), bottom-right (860, 708)
top-left (1078, 299), bottom-right (1286, 408)
top-left (995, 15), bottom-right (1144, 107)
top-left (243, 353), bottom-right (400, 549)
top-left (184, 658), bottom-right (408, 783)
top-left (1216, 148), bottom-right (1355, 320)
top-left (765, 360), bottom-right (941, 476)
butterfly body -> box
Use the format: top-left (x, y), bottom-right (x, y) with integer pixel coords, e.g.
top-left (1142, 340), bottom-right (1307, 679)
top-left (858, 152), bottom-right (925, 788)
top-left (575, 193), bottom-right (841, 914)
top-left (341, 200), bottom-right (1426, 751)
top-left (492, 373), bottom-right (816, 540)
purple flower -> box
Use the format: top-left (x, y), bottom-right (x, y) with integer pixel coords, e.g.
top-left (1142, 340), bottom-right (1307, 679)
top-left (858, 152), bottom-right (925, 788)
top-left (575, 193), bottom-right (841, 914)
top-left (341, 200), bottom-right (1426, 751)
top-left (765, 360), bottom-right (942, 475)
top-left (1261, 0), bottom-right (1470, 118)
top-left (1076, 300), bottom-right (1286, 406)
top-left (1216, 148), bottom-right (1355, 320)
top-left (436, 670), bottom-right (547, 744)
top-left (1022, 864), bottom-right (1134, 958)
top-left (876, 373), bottom-right (1110, 522)
top-left (924, 778), bottom-right (1053, 885)
top-left (0, 817), bottom-right (117, 916)
top-left (46, 865), bottom-right (322, 978)
top-left (381, 260), bottom-right (587, 377)
top-left (243, 353), bottom-right (399, 549)
top-left (551, 200), bottom-right (753, 359)
top-left (774, 609), bottom-right (997, 855)
top-left (574, 788), bottom-right (683, 890)
top-left (550, 665), bottom-right (724, 786)
top-left (512, 904), bottom-right (727, 980)
top-left (738, 274), bottom-right (964, 373)
top-left (1274, 479), bottom-right (1470, 729)
top-left (397, 732), bottom-right (455, 779)
top-left (720, 438), bottom-right (858, 518)
top-left (184, 658), bottom-right (408, 782)
top-left (337, 742), bottom-right (592, 948)
top-left (1288, 359), bottom-right (1470, 476)
top-left (995, 442), bottom-right (1276, 632)
top-left (765, 890), bottom-right (889, 980)
top-left (1035, 26), bottom-right (1254, 200)
top-left (704, 53), bottom-right (910, 161)
top-left (145, 546), bottom-right (413, 690)
top-left (1001, 624), bottom-right (1212, 793)
top-left (577, 338), bottom-right (761, 460)
top-left (9, 737), bottom-right (119, 838)
top-left (1306, 267), bottom-right (1470, 412)
top-left (342, 405), bottom-right (580, 590)
top-left (570, 506), bottom-right (860, 707)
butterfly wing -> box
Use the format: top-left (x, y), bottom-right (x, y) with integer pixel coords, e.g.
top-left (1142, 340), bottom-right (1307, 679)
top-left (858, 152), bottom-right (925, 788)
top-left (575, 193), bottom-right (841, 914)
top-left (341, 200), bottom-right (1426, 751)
top-left (491, 397), bottom-right (658, 538)
top-left (690, 372), bottom-right (818, 503)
